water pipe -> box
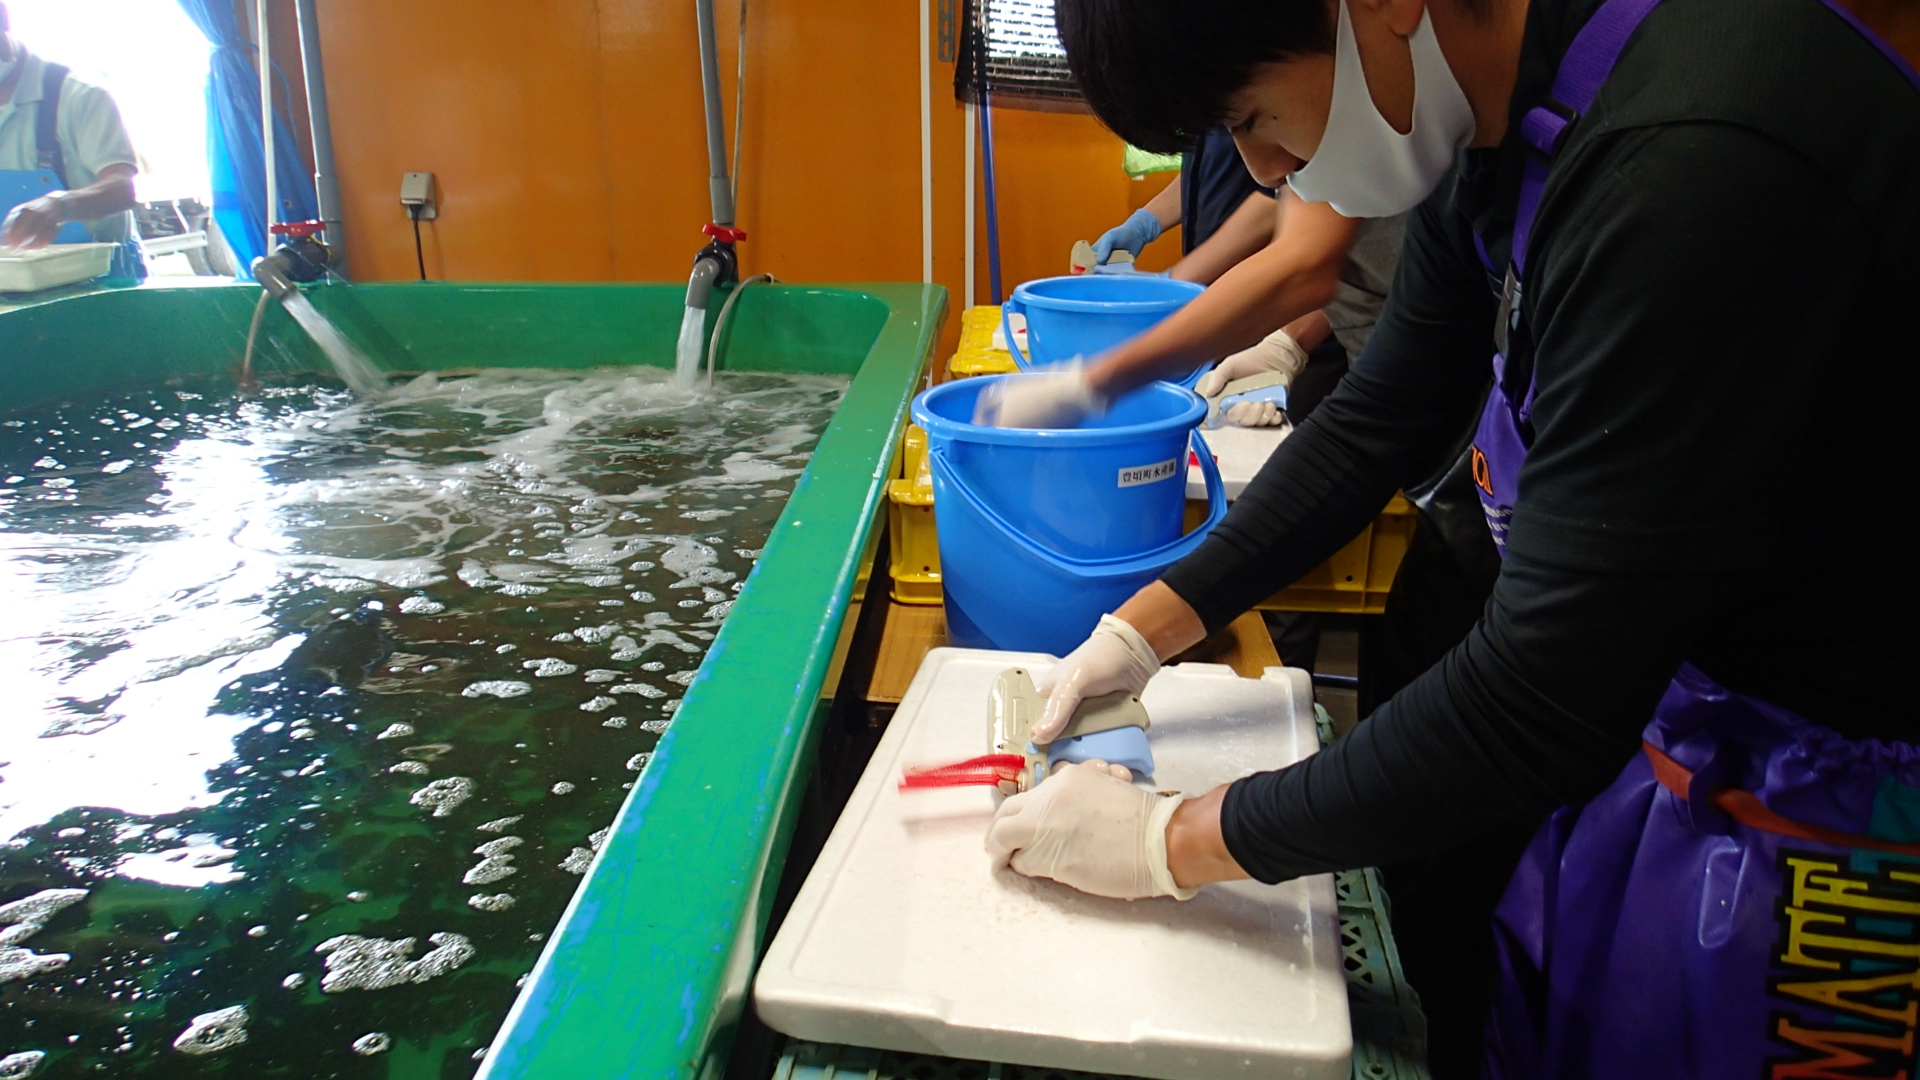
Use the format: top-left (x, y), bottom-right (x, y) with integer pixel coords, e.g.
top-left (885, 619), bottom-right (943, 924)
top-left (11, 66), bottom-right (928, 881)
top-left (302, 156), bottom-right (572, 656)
top-left (294, 0), bottom-right (346, 268)
top-left (258, 0), bottom-right (276, 258)
top-left (694, 0), bottom-right (735, 232)
top-left (688, 0), bottom-right (743, 313)
top-left (254, 221), bottom-right (336, 298)
top-left (684, 253), bottom-right (723, 318)
top-left (244, 221), bottom-right (338, 383)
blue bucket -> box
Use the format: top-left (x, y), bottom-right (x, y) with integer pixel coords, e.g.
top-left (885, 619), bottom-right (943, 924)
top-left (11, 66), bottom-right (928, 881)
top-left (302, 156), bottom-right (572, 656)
top-left (914, 377), bottom-right (1205, 560)
top-left (1002, 276), bottom-right (1204, 370)
top-left (911, 378), bottom-right (1226, 655)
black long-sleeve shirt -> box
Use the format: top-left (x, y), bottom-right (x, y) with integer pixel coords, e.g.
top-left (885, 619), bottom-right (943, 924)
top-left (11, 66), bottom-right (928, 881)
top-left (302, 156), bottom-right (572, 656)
top-left (1160, 0), bottom-right (1920, 884)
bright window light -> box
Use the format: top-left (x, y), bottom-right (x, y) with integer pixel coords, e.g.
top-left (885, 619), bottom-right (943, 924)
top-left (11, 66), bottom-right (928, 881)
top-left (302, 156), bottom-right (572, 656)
top-left (5, 0), bottom-right (212, 202)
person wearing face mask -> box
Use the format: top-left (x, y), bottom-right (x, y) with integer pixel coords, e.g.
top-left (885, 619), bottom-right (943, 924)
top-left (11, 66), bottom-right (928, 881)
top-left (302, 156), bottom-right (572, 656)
top-left (983, 0), bottom-right (1920, 1075)
top-left (0, 1), bottom-right (142, 270)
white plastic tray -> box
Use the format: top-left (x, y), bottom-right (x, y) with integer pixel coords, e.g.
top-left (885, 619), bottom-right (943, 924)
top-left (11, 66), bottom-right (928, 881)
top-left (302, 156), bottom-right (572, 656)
top-left (755, 649), bottom-right (1349, 1080)
top-left (0, 243), bottom-right (114, 292)
top-left (1187, 422), bottom-right (1289, 501)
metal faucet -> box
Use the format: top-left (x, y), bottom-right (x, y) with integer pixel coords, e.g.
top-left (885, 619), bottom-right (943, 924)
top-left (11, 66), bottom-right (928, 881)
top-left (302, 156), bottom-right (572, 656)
top-left (254, 220), bottom-right (337, 299)
top-left (685, 222), bottom-right (744, 312)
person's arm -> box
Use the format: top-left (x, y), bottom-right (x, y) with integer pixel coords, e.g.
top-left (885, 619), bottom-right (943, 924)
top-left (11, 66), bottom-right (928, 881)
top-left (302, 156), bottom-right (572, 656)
top-left (1283, 310), bottom-right (1332, 351)
top-left (0, 161), bottom-right (136, 248)
top-left (1084, 191), bottom-right (1362, 400)
top-left (1140, 175), bottom-right (1183, 232)
top-left (1170, 190), bottom-right (1276, 285)
top-left (1158, 181), bottom-right (1495, 632)
top-left (1091, 176), bottom-right (1185, 268)
top-left (1029, 182), bottom-right (1493, 731)
top-left (1182, 126), bottom-right (1868, 885)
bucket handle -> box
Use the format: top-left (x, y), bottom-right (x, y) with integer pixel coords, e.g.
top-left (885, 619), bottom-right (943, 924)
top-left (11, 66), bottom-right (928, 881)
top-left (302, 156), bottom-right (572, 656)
top-left (929, 429), bottom-right (1227, 578)
top-left (1000, 296), bottom-right (1034, 371)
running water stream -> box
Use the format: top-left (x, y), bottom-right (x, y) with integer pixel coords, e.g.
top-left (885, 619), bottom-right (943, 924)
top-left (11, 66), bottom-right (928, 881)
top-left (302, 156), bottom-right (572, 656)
top-left (673, 305), bottom-right (707, 389)
top-left (278, 292), bottom-right (391, 398)
top-left (0, 366), bottom-right (845, 1075)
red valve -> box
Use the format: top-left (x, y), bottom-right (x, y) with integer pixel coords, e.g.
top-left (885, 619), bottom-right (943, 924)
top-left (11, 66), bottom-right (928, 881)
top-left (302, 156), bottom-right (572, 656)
top-left (702, 223), bottom-right (748, 244)
top-left (271, 220), bottom-right (326, 239)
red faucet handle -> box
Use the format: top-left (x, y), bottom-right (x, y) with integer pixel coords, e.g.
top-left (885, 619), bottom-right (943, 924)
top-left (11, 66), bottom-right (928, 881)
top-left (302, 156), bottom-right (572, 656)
top-left (702, 223), bottom-right (747, 244)
top-left (271, 220), bottom-right (327, 239)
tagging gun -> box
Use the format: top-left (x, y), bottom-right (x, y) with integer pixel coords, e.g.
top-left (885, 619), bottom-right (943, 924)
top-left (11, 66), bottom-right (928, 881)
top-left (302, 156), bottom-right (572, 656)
top-left (1204, 371), bottom-right (1291, 429)
top-left (899, 668), bottom-right (1152, 795)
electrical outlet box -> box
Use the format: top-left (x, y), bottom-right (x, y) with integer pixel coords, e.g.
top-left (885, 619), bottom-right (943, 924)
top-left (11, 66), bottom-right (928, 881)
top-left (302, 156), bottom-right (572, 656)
top-left (399, 172), bottom-right (437, 220)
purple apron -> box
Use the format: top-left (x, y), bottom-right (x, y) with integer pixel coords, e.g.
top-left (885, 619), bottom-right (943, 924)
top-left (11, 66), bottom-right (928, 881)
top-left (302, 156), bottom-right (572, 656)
top-left (1470, 2), bottom-right (1920, 1076)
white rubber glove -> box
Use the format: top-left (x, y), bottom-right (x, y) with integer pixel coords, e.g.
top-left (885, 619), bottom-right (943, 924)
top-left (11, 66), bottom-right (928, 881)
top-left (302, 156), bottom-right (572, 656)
top-left (1195, 328), bottom-right (1312, 399)
top-left (1034, 613), bottom-right (1159, 743)
top-left (986, 760), bottom-right (1197, 901)
top-left (972, 361), bottom-right (1107, 429)
top-left (1223, 399), bottom-right (1287, 428)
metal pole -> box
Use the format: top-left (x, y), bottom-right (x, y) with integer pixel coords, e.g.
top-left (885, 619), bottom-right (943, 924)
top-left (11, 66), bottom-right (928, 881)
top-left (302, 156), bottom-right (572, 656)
top-left (919, 0), bottom-right (933, 284)
top-left (295, 0), bottom-right (345, 266)
top-left (980, 88), bottom-right (1002, 305)
top-left (964, 102), bottom-right (975, 310)
top-left (258, 0), bottom-right (276, 257)
top-left (693, 0), bottom-right (735, 227)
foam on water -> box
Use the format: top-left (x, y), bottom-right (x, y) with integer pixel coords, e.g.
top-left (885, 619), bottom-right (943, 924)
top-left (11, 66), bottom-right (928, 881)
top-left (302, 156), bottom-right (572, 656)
top-left (314, 933), bottom-right (475, 993)
top-left (171, 1005), bottom-right (248, 1056)
top-left (0, 366), bottom-right (844, 1073)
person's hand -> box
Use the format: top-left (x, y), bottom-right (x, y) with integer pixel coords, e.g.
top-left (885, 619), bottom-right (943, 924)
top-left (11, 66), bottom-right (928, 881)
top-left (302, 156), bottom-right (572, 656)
top-left (1091, 208), bottom-right (1163, 266)
top-left (972, 361), bottom-right (1107, 429)
top-left (1223, 398), bottom-right (1286, 427)
top-left (986, 760), bottom-right (1197, 900)
top-left (1195, 328), bottom-right (1311, 399)
top-left (1034, 614), bottom-right (1159, 743)
top-left (1, 195), bottom-right (66, 250)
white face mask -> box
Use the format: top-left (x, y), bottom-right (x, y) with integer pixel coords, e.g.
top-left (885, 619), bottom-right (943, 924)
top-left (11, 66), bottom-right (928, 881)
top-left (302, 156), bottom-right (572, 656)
top-left (1286, 0), bottom-right (1475, 219)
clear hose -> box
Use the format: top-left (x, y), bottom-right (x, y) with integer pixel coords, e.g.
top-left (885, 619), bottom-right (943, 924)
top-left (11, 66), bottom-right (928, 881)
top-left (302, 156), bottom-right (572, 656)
top-left (241, 288), bottom-right (273, 388)
top-left (706, 273), bottom-right (776, 384)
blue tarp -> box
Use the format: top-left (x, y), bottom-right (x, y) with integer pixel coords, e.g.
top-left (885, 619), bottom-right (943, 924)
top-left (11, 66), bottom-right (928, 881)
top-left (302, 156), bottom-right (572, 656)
top-left (175, 0), bottom-right (317, 274)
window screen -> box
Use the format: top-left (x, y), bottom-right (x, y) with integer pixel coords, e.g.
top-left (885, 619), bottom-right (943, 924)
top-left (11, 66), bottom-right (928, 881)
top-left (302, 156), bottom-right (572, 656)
top-left (954, 0), bottom-right (1083, 109)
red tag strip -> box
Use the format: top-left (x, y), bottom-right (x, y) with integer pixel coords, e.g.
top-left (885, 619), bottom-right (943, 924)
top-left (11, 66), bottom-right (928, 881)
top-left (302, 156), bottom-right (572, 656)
top-left (899, 754), bottom-right (1026, 791)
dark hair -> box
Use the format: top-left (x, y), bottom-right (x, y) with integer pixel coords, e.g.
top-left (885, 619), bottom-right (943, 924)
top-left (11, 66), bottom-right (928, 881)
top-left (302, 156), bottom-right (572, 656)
top-left (1055, 0), bottom-right (1335, 153)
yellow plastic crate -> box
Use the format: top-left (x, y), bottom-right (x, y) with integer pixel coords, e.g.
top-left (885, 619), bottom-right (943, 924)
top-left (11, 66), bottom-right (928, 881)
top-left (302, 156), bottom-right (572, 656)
top-left (887, 424), bottom-right (943, 604)
top-left (1261, 494), bottom-right (1416, 614)
top-left (903, 411), bottom-right (1416, 613)
top-left (1181, 493), bottom-right (1417, 615)
top-left (947, 305), bottom-right (1019, 378)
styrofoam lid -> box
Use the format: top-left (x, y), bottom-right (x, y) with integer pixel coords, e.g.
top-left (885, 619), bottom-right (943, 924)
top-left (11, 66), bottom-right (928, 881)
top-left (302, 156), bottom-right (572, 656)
top-left (0, 243), bottom-right (116, 260)
top-left (755, 649), bottom-right (1350, 1080)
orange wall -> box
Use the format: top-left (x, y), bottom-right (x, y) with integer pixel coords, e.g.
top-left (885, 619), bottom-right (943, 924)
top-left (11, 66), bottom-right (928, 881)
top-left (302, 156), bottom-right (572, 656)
top-left (302, 0), bottom-right (1177, 353)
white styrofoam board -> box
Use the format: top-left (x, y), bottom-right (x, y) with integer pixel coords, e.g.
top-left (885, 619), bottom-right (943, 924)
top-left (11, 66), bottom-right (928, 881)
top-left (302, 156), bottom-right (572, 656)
top-left (1186, 422), bottom-right (1289, 502)
top-left (0, 243), bottom-right (114, 293)
top-left (755, 648), bottom-right (1349, 1080)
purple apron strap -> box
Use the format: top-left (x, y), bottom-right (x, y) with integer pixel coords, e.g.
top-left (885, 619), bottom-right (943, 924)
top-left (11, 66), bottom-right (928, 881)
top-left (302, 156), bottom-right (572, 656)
top-left (1512, 0), bottom-right (1668, 273)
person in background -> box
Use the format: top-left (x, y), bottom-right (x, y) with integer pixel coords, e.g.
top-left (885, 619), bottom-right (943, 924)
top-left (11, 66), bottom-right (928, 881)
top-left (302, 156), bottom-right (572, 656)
top-left (1094, 126), bottom-right (1278, 285)
top-left (988, 0), bottom-right (1920, 1077)
top-left (0, 1), bottom-right (142, 276)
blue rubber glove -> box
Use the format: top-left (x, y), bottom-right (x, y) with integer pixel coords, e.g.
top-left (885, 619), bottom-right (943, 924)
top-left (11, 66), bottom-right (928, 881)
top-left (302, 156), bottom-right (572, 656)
top-left (1091, 208), bottom-right (1163, 266)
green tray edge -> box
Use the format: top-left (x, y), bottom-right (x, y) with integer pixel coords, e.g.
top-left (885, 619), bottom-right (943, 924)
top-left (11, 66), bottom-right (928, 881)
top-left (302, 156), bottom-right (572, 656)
top-left (472, 281), bottom-right (945, 1080)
